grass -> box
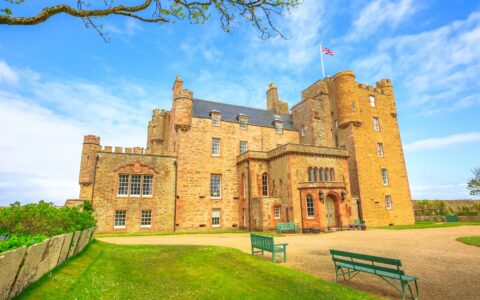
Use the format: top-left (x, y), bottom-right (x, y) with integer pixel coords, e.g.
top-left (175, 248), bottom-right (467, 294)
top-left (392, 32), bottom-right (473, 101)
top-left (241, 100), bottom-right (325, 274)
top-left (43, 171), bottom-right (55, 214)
top-left (375, 221), bottom-right (480, 230)
top-left (456, 236), bottom-right (480, 247)
top-left (95, 229), bottom-right (282, 238)
top-left (17, 241), bottom-right (376, 300)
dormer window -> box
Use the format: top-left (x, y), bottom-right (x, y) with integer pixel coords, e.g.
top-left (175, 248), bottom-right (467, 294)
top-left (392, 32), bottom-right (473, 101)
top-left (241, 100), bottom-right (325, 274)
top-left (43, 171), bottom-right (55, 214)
top-left (237, 114), bottom-right (248, 129)
top-left (273, 115), bottom-right (283, 134)
top-left (210, 110), bottom-right (221, 127)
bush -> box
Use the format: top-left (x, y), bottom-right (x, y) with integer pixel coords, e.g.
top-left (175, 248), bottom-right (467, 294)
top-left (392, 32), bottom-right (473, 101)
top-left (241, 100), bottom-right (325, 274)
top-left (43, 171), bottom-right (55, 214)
top-left (0, 200), bottom-right (96, 237)
top-left (0, 232), bottom-right (48, 253)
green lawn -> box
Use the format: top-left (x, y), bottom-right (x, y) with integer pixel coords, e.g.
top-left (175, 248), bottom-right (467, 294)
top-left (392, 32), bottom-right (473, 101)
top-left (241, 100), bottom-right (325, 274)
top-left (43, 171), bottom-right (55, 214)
top-left (375, 221), bottom-right (480, 230)
top-left (18, 241), bottom-right (376, 300)
top-left (95, 229), bottom-right (281, 238)
top-left (456, 236), bottom-right (480, 247)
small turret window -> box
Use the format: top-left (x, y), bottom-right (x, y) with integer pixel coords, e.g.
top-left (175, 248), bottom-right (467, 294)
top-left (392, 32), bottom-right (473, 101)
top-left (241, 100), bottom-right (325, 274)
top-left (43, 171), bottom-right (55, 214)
top-left (352, 102), bottom-right (356, 110)
top-left (370, 95), bottom-right (376, 107)
top-left (276, 124), bottom-right (283, 134)
top-left (373, 117), bottom-right (380, 131)
top-left (212, 115), bottom-right (220, 126)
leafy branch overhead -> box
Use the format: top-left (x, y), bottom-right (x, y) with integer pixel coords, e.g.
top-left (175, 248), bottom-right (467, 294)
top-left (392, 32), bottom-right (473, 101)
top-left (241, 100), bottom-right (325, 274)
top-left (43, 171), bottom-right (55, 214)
top-left (0, 0), bottom-right (300, 40)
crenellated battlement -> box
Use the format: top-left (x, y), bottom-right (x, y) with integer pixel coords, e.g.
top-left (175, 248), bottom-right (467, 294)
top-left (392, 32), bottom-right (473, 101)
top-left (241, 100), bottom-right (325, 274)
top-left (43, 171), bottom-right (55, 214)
top-left (357, 83), bottom-right (385, 94)
top-left (100, 145), bottom-right (155, 155)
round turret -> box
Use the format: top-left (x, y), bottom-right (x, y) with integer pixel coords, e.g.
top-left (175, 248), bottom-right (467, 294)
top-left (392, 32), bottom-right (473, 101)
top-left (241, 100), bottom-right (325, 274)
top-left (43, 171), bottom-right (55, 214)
top-left (333, 71), bottom-right (361, 128)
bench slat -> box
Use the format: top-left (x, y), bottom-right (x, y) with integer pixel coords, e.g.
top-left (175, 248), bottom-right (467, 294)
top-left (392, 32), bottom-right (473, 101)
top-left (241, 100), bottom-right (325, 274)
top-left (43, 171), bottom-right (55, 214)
top-left (333, 257), bottom-right (405, 275)
top-left (330, 249), bottom-right (401, 266)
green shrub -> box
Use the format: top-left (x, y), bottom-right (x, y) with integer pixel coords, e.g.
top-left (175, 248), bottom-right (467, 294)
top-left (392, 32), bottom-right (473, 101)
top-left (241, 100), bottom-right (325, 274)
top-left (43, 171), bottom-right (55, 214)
top-left (0, 233), bottom-right (48, 253)
top-left (0, 200), bottom-right (96, 236)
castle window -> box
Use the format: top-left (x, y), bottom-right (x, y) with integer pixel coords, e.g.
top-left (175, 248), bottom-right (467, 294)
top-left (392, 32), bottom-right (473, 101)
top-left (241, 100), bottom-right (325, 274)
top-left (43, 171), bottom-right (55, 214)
top-left (313, 167), bottom-right (318, 181)
top-left (306, 194), bottom-right (315, 218)
top-left (210, 174), bottom-right (222, 198)
top-left (301, 126), bottom-right (306, 136)
top-left (330, 169), bottom-right (335, 182)
top-left (352, 102), bottom-right (356, 110)
top-left (381, 168), bottom-right (389, 185)
top-left (212, 209), bottom-right (221, 227)
top-left (130, 175), bottom-right (142, 196)
top-left (373, 117), bottom-right (380, 131)
top-left (262, 172), bottom-right (269, 196)
top-left (274, 205), bottom-right (281, 219)
top-left (370, 95), bottom-right (376, 107)
top-left (385, 195), bottom-right (393, 210)
top-left (141, 210), bottom-right (152, 227)
top-left (142, 175), bottom-right (153, 196)
top-left (212, 138), bottom-right (220, 156)
top-left (308, 167), bottom-right (312, 182)
top-left (212, 115), bottom-right (220, 127)
top-left (240, 119), bottom-right (248, 129)
top-left (114, 210), bottom-right (126, 229)
top-left (377, 143), bottom-right (384, 157)
top-left (117, 175), bottom-right (129, 196)
top-left (335, 120), bottom-right (338, 129)
top-left (324, 168), bottom-right (329, 182)
top-left (240, 141), bottom-right (248, 154)
top-left (319, 168), bottom-right (323, 181)
top-left (276, 124), bottom-right (283, 134)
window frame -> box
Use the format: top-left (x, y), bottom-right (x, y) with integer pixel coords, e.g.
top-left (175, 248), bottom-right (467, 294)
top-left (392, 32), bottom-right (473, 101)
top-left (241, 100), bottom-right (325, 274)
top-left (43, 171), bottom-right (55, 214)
top-left (211, 138), bottom-right (221, 157)
top-left (381, 168), bottom-right (389, 186)
top-left (370, 95), bottom-right (376, 108)
top-left (373, 117), bottom-right (380, 131)
top-left (324, 168), bottom-right (329, 182)
top-left (385, 195), bottom-right (392, 210)
top-left (275, 124), bottom-right (283, 134)
top-left (114, 210), bottom-right (126, 229)
top-left (274, 205), bottom-right (281, 219)
top-left (117, 174), bottom-right (129, 197)
top-left (240, 141), bottom-right (248, 154)
top-left (301, 126), bottom-right (306, 136)
top-left (212, 115), bottom-right (221, 127)
top-left (313, 167), bottom-right (318, 181)
top-left (212, 209), bottom-right (221, 227)
top-left (239, 119), bottom-right (248, 129)
top-left (140, 210), bottom-right (152, 228)
top-left (319, 168), bottom-right (323, 181)
top-left (307, 167), bottom-right (312, 182)
top-left (142, 175), bottom-right (153, 197)
top-left (129, 175), bottom-right (142, 197)
top-left (210, 174), bottom-right (222, 199)
top-left (262, 172), bottom-right (269, 196)
top-left (330, 169), bottom-right (335, 182)
top-left (306, 194), bottom-right (315, 218)
top-left (377, 143), bottom-right (384, 157)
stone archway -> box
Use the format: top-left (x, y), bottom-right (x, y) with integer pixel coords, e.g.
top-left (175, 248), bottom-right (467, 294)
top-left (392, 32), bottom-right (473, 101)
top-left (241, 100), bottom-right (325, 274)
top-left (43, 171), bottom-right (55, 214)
top-left (325, 194), bottom-right (338, 228)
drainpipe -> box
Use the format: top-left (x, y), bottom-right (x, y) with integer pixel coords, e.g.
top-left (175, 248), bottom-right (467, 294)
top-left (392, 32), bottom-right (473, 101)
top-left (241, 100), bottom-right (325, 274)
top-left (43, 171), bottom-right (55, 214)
top-left (173, 160), bottom-right (178, 232)
top-left (247, 160), bottom-right (252, 232)
top-left (90, 155), bottom-right (99, 206)
top-left (299, 190), bottom-right (304, 233)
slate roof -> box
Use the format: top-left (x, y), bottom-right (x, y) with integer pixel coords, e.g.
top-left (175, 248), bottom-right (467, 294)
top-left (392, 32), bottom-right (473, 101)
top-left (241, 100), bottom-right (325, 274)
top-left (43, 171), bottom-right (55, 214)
top-left (192, 98), bottom-right (296, 130)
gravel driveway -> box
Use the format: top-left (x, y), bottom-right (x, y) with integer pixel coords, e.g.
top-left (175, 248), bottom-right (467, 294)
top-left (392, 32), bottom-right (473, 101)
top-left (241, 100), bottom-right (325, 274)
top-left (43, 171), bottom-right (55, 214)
top-left (98, 226), bottom-right (480, 299)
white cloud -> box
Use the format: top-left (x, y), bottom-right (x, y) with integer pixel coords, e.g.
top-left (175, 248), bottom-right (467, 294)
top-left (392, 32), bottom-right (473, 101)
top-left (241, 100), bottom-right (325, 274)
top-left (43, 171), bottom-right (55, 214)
top-left (353, 12), bottom-right (480, 115)
top-left (346, 0), bottom-right (418, 41)
top-left (405, 132), bottom-right (480, 152)
top-left (0, 64), bottom-right (162, 206)
top-left (0, 60), bottom-right (19, 84)
top-left (410, 183), bottom-right (472, 200)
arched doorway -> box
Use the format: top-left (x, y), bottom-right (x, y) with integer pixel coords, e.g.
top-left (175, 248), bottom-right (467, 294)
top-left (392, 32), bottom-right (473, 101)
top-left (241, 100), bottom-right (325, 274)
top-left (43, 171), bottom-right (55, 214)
top-left (325, 195), bottom-right (338, 227)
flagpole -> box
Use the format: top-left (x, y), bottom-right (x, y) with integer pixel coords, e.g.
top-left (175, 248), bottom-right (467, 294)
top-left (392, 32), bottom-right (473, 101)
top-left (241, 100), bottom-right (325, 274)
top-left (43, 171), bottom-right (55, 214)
top-left (320, 43), bottom-right (326, 78)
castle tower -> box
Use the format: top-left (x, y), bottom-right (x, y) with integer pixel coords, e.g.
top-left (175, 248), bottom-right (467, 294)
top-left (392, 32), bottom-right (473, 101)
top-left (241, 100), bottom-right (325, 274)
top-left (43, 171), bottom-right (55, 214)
top-left (171, 75), bottom-right (193, 132)
top-left (147, 108), bottom-right (167, 154)
top-left (333, 71), bottom-right (414, 226)
top-left (79, 135), bottom-right (100, 199)
top-left (292, 79), bottom-right (335, 147)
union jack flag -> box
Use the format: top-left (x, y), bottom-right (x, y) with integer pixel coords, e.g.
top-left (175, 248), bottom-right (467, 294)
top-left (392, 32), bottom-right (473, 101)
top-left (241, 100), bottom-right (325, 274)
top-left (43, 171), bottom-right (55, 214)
top-left (322, 47), bottom-right (335, 56)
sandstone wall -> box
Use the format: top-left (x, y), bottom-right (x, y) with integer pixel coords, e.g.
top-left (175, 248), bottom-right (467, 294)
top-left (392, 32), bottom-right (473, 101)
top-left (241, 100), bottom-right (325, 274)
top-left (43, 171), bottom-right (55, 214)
top-left (0, 227), bottom-right (95, 300)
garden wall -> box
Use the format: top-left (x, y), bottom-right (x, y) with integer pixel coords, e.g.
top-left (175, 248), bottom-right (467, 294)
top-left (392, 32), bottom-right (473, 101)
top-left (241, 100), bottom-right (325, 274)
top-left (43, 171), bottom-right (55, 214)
top-left (0, 227), bottom-right (95, 300)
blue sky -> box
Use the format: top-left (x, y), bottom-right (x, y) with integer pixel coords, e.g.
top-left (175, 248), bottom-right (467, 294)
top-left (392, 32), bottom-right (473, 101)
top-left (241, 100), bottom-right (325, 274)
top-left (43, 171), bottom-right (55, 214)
top-left (0, 0), bottom-right (479, 205)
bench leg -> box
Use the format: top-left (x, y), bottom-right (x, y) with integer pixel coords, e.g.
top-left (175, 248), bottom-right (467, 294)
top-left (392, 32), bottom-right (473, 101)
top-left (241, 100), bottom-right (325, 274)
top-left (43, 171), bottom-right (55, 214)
top-left (401, 281), bottom-right (406, 300)
top-left (272, 248), bottom-right (276, 263)
top-left (283, 246), bottom-right (287, 262)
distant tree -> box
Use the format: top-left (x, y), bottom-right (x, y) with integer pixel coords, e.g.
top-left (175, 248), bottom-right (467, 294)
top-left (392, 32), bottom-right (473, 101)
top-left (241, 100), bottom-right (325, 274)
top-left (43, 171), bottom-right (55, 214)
top-left (0, 0), bottom-right (299, 40)
top-left (467, 167), bottom-right (480, 196)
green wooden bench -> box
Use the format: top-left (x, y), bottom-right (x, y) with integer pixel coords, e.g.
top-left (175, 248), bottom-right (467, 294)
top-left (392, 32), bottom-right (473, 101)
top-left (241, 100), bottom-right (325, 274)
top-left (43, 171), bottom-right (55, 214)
top-left (349, 219), bottom-right (366, 230)
top-left (330, 249), bottom-right (419, 300)
top-left (250, 234), bottom-right (288, 263)
top-left (276, 222), bottom-right (298, 234)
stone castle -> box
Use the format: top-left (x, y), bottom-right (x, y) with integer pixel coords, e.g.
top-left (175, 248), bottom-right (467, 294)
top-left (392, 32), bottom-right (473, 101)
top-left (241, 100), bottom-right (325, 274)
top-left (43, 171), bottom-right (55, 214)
top-left (76, 70), bottom-right (415, 233)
